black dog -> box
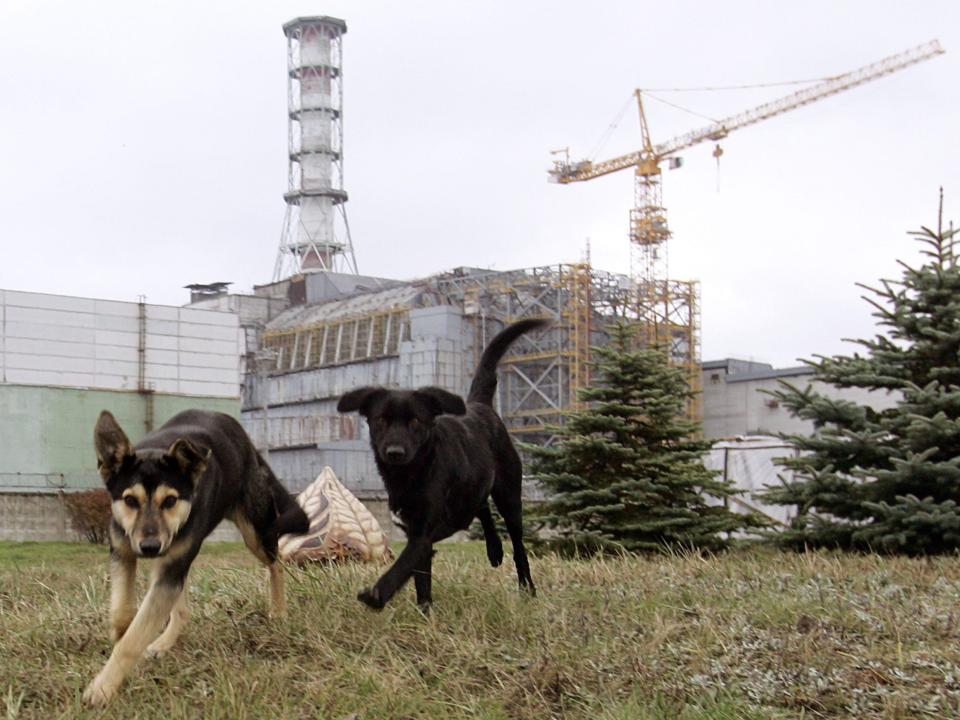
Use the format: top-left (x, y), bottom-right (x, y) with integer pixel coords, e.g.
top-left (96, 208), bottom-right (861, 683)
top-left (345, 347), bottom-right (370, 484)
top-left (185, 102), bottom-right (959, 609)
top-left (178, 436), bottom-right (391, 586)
top-left (337, 318), bottom-right (547, 610)
top-left (84, 409), bottom-right (308, 704)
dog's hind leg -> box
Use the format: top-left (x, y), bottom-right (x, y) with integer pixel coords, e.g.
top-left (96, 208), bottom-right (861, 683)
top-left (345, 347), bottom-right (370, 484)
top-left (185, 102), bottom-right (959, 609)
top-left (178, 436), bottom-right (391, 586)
top-left (491, 485), bottom-right (536, 597)
top-left (476, 504), bottom-right (504, 568)
top-left (234, 513), bottom-right (289, 619)
top-left (268, 562), bottom-right (286, 618)
top-left (146, 583), bottom-right (189, 657)
top-left (84, 562), bottom-right (187, 706)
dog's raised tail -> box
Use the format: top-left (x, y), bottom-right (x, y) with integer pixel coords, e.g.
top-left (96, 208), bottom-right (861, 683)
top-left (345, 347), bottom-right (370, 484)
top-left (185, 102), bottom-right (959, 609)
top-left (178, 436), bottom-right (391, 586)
top-left (275, 492), bottom-right (309, 537)
top-left (468, 318), bottom-right (550, 406)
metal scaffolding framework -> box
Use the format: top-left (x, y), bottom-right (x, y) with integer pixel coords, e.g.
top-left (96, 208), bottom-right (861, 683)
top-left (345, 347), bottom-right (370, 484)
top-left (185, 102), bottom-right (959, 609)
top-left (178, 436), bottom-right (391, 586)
top-left (636, 278), bottom-right (702, 422)
top-left (433, 264), bottom-right (637, 443)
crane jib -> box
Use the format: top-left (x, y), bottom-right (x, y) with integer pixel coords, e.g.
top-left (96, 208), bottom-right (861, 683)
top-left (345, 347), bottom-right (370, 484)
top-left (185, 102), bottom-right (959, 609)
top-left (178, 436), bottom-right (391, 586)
top-left (551, 39), bottom-right (944, 183)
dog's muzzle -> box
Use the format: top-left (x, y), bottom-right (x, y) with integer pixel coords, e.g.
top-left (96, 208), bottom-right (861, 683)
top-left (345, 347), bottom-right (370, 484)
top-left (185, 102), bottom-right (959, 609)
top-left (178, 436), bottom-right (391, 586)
top-left (383, 445), bottom-right (408, 464)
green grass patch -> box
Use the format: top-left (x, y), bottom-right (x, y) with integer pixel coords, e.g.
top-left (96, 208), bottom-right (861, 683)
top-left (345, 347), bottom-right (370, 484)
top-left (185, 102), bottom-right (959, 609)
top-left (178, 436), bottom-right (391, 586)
top-left (1, 542), bottom-right (959, 718)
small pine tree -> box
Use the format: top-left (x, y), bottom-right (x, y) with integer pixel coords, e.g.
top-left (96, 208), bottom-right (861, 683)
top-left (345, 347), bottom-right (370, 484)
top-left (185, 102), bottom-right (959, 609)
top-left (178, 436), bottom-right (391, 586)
top-left (528, 322), bottom-right (762, 555)
top-left (762, 195), bottom-right (960, 554)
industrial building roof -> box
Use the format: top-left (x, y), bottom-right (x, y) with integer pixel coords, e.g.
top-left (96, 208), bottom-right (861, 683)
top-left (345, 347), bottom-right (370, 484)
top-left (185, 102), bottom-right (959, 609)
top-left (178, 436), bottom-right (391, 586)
top-left (265, 281), bottom-right (443, 332)
top-left (723, 366), bottom-right (813, 384)
top-left (703, 358), bottom-right (813, 384)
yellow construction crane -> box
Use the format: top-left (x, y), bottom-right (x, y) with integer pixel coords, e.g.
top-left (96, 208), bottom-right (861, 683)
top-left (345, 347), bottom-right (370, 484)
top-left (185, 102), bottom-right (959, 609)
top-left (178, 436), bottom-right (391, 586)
top-left (550, 39), bottom-right (944, 419)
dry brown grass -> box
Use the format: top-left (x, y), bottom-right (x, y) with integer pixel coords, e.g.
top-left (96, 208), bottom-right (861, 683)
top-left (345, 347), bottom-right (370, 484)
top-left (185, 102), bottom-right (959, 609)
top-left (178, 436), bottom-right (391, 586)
top-left (0, 541), bottom-right (958, 719)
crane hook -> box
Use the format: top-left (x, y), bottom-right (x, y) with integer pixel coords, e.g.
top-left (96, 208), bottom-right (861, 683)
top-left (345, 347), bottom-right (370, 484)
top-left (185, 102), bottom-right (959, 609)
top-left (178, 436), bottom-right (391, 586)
top-left (712, 143), bottom-right (724, 192)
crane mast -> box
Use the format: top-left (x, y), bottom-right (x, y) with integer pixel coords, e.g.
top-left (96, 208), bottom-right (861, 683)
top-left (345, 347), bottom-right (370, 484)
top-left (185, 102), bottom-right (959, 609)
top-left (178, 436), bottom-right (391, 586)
top-left (549, 39), bottom-right (944, 421)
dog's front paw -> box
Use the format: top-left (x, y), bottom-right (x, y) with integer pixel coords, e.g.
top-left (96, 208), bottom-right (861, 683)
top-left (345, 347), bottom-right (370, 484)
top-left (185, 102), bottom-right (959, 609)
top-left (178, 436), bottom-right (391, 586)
top-left (357, 587), bottom-right (385, 610)
top-left (145, 639), bottom-right (173, 659)
top-left (83, 673), bottom-right (119, 706)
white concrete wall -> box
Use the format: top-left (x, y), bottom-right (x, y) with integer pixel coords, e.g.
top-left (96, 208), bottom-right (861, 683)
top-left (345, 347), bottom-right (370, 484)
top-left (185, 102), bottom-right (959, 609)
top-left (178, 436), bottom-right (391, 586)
top-left (241, 357), bottom-right (398, 495)
top-left (704, 437), bottom-right (799, 525)
top-left (0, 289), bottom-right (240, 397)
top-left (403, 305), bottom-right (468, 393)
top-left (702, 361), bottom-right (899, 439)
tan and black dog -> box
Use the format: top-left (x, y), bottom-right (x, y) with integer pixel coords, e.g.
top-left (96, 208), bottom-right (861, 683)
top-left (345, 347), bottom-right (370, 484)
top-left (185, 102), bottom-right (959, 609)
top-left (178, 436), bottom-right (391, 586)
top-left (83, 409), bottom-right (308, 705)
top-left (337, 318), bottom-right (547, 610)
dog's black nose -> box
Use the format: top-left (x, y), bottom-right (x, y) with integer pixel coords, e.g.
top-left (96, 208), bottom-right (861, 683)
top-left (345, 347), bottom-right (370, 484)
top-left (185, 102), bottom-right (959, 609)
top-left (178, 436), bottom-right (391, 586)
top-left (139, 538), bottom-right (162, 557)
top-left (384, 445), bottom-right (406, 462)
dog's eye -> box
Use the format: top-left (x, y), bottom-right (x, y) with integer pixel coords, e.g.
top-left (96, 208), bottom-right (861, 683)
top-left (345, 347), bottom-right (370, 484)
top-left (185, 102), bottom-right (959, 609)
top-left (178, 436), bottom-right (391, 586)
top-left (160, 496), bottom-right (177, 510)
top-left (123, 496), bottom-right (139, 509)
top-left (409, 418), bottom-right (420, 429)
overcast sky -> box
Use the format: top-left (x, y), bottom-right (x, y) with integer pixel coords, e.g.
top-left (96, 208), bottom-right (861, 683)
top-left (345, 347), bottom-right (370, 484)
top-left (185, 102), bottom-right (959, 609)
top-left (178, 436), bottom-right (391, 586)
top-left (1, 1), bottom-right (958, 367)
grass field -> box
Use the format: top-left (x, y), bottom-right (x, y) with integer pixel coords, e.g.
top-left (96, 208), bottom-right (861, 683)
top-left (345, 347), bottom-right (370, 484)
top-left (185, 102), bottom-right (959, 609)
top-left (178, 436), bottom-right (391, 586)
top-left (1, 541), bottom-right (958, 719)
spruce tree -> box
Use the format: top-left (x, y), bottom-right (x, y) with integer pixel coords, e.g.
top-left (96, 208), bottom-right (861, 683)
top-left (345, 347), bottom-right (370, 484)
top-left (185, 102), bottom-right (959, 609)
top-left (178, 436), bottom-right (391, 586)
top-left (762, 196), bottom-right (960, 554)
top-left (528, 322), bottom-right (761, 554)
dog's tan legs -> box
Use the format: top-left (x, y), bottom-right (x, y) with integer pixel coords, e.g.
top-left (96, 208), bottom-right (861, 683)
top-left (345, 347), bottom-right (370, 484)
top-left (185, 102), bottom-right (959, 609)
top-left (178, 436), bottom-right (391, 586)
top-left (234, 514), bottom-right (287, 618)
top-left (145, 583), bottom-right (189, 657)
top-left (84, 570), bottom-right (182, 706)
top-left (233, 515), bottom-right (269, 561)
top-left (109, 553), bottom-right (137, 643)
top-left (268, 562), bottom-right (286, 618)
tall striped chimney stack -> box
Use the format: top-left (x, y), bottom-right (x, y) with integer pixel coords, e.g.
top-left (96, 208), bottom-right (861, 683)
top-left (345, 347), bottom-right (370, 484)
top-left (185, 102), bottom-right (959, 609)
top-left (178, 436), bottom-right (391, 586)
top-left (274, 16), bottom-right (357, 280)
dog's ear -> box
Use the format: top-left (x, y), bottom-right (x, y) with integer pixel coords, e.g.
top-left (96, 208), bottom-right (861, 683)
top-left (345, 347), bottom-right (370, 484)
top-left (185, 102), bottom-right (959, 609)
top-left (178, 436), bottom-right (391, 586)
top-left (337, 386), bottom-right (388, 417)
top-left (94, 410), bottom-right (133, 482)
top-left (165, 438), bottom-right (211, 486)
top-left (414, 387), bottom-right (467, 417)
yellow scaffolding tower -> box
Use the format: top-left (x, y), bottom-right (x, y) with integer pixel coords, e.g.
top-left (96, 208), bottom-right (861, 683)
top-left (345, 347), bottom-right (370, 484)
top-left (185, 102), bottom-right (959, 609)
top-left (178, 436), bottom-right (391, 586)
top-left (566, 262), bottom-right (593, 410)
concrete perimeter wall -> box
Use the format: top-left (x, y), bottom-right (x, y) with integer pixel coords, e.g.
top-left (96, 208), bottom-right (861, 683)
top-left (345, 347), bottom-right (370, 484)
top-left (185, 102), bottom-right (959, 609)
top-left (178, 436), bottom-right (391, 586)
top-left (0, 384), bottom-right (240, 492)
top-left (0, 492), bottom-right (401, 544)
top-left (0, 386), bottom-right (240, 540)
